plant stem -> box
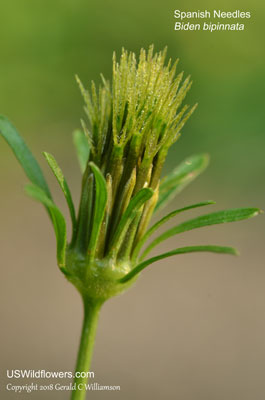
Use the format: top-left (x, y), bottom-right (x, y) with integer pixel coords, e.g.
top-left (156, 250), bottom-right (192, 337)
top-left (71, 298), bottom-right (102, 400)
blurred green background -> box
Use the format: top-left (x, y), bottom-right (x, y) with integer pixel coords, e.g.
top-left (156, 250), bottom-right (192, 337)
top-left (0, 1), bottom-right (264, 399)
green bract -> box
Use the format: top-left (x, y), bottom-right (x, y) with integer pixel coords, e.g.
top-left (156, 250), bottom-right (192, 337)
top-left (0, 45), bottom-right (261, 400)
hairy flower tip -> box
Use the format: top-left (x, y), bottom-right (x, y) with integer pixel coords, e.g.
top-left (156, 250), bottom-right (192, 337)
top-left (74, 46), bottom-right (196, 263)
top-left (78, 45), bottom-right (196, 169)
top-left (112, 45), bottom-right (195, 149)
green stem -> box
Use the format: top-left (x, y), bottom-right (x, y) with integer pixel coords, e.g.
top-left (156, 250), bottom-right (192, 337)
top-left (71, 299), bottom-right (102, 400)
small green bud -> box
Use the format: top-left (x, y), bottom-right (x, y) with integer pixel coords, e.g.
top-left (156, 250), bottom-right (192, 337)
top-left (65, 46), bottom-right (197, 302)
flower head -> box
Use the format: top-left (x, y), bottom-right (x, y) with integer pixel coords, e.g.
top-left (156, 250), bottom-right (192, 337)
top-left (0, 45), bottom-right (260, 304)
top-left (72, 46), bottom-right (196, 270)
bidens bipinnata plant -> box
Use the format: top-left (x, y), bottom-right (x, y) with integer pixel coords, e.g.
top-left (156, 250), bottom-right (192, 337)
top-left (0, 46), bottom-right (261, 400)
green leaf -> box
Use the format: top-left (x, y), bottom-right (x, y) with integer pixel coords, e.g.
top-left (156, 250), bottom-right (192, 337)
top-left (107, 188), bottom-right (154, 259)
top-left (25, 184), bottom-right (67, 268)
top-left (43, 152), bottom-right (76, 236)
top-left (132, 200), bottom-right (215, 263)
top-left (120, 245), bottom-right (238, 283)
top-left (0, 115), bottom-right (51, 198)
top-left (88, 162), bottom-right (108, 260)
top-left (73, 129), bottom-right (90, 173)
top-left (156, 154), bottom-right (209, 212)
top-left (141, 207), bottom-right (261, 260)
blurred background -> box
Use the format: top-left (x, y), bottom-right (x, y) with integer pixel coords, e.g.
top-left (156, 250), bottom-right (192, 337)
top-left (0, 0), bottom-right (264, 399)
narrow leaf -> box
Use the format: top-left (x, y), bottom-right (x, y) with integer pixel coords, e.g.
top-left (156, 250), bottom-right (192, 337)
top-left (96, 173), bottom-right (113, 258)
top-left (156, 153), bottom-right (209, 212)
top-left (120, 245), bottom-right (238, 283)
top-left (108, 167), bottom-right (136, 240)
top-left (108, 188), bottom-right (154, 258)
top-left (25, 184), bottom-right (67, 267)
top-left (73, 129), bottom-right (90, 173)
top-left (88, 162), bottom-right (108, 260)
top-left (132, 200), bottom-right (215, 263)
top-left (0, 115), bottom-right (51, 198)
top-left (43, 152), bottom-right (76, 236)
top-left (74, 170), bottom-right (93, 252)
top-left (142, 207), bottom-right (261, 260)
top-left (133, 184), bottom-right (160, 249)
